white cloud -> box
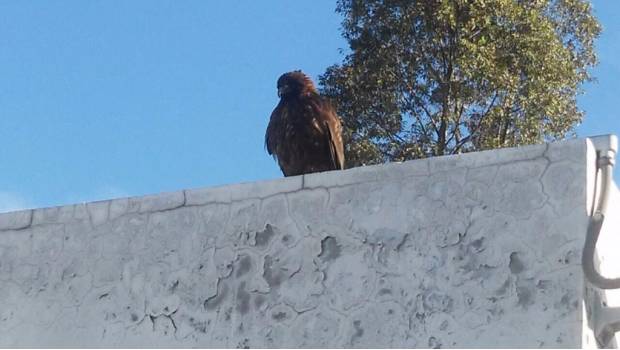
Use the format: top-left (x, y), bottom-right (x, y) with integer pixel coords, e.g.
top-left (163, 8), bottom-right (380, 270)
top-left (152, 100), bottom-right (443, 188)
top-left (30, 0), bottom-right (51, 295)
top-left (0, 192), bottom-right (33, 213)
top-left (0, 186), bottom-right (130, 215)
top-left (64, 186), bottom-right (131, 205)
top-left (90, 186), bottom-right (130, 201)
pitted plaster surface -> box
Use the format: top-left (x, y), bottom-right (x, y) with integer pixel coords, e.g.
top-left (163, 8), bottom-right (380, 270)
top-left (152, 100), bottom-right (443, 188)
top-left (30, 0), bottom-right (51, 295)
top-left (0, 139), bottom-right (593, 347)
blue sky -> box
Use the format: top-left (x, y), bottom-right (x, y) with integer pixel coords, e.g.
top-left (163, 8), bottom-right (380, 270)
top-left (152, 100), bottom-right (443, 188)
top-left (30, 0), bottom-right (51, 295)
top-left (0, 1), bottom-right (618, 212)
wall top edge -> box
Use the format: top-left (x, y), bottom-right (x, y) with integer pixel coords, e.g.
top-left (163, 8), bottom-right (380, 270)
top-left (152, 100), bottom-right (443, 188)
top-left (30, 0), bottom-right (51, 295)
top-left (587, 134), bottom-right (617, 156)
top-left (0, 136), bottom-right (594, 230)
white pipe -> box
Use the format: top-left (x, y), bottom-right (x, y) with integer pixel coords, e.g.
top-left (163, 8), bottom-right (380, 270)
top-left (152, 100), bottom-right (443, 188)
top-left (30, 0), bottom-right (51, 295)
top-left (582, 137), bottom-right (620, 289)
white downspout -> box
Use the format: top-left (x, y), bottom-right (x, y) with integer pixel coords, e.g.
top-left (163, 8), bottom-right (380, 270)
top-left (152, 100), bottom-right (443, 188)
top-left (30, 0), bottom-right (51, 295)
top-left (582, 135), bottom-right (619, 289)
top-left (583, 135), bottom-right (620, 347)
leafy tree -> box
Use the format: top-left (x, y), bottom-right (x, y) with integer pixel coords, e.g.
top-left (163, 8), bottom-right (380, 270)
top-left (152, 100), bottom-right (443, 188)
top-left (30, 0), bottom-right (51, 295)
top-left (319, 0), bottom-right (601, 167)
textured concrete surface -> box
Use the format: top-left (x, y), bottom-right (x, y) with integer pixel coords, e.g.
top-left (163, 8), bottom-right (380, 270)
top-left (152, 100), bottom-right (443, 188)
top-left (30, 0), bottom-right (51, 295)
top-left (0, 139), bottom-right (597, 347)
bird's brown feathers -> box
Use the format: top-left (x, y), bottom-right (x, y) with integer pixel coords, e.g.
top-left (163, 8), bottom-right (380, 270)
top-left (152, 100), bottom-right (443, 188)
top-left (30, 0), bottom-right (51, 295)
top-left (266, 71), bottom-right (344, 177)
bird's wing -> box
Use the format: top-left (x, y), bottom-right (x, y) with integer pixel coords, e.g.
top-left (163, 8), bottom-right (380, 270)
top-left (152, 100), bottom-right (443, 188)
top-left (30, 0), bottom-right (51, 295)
top-left (265, 105), bottom-right (284, 156)
top-left (322, 107), bottom-right (345, 170)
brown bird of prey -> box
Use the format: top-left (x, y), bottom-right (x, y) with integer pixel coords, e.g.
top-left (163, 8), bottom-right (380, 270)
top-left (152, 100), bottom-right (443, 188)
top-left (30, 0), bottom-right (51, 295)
top-left (265, 70), bottom-right (345, 177)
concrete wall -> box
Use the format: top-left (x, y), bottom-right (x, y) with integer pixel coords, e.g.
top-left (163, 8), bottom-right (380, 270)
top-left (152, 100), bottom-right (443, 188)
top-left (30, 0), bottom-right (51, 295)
top-left (0, 138), bottom-right (605, 347)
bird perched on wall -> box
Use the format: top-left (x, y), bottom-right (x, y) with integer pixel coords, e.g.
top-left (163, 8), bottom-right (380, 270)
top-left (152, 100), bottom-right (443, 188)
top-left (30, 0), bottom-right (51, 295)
top-left (265, 70), bottom-right (345, 177)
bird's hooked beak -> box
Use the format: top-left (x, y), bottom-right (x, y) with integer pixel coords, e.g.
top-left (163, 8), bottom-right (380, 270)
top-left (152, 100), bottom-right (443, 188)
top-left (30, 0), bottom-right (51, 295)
top-left (278, 85), bottom-right (288, 98)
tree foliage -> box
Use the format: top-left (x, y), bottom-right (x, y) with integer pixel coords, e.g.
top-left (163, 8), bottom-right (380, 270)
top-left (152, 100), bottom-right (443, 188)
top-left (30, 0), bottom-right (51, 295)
top-left (319, 0), bottom-right (601, 167)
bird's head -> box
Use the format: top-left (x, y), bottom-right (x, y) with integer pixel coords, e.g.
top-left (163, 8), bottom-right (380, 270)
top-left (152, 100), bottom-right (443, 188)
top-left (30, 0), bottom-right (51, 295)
top-left (276, 70), bottom-right (317, 99)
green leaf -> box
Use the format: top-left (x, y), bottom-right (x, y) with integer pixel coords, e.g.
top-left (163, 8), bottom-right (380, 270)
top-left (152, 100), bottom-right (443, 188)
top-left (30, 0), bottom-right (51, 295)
top-left (320, 0), bottom-right (601, 166)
